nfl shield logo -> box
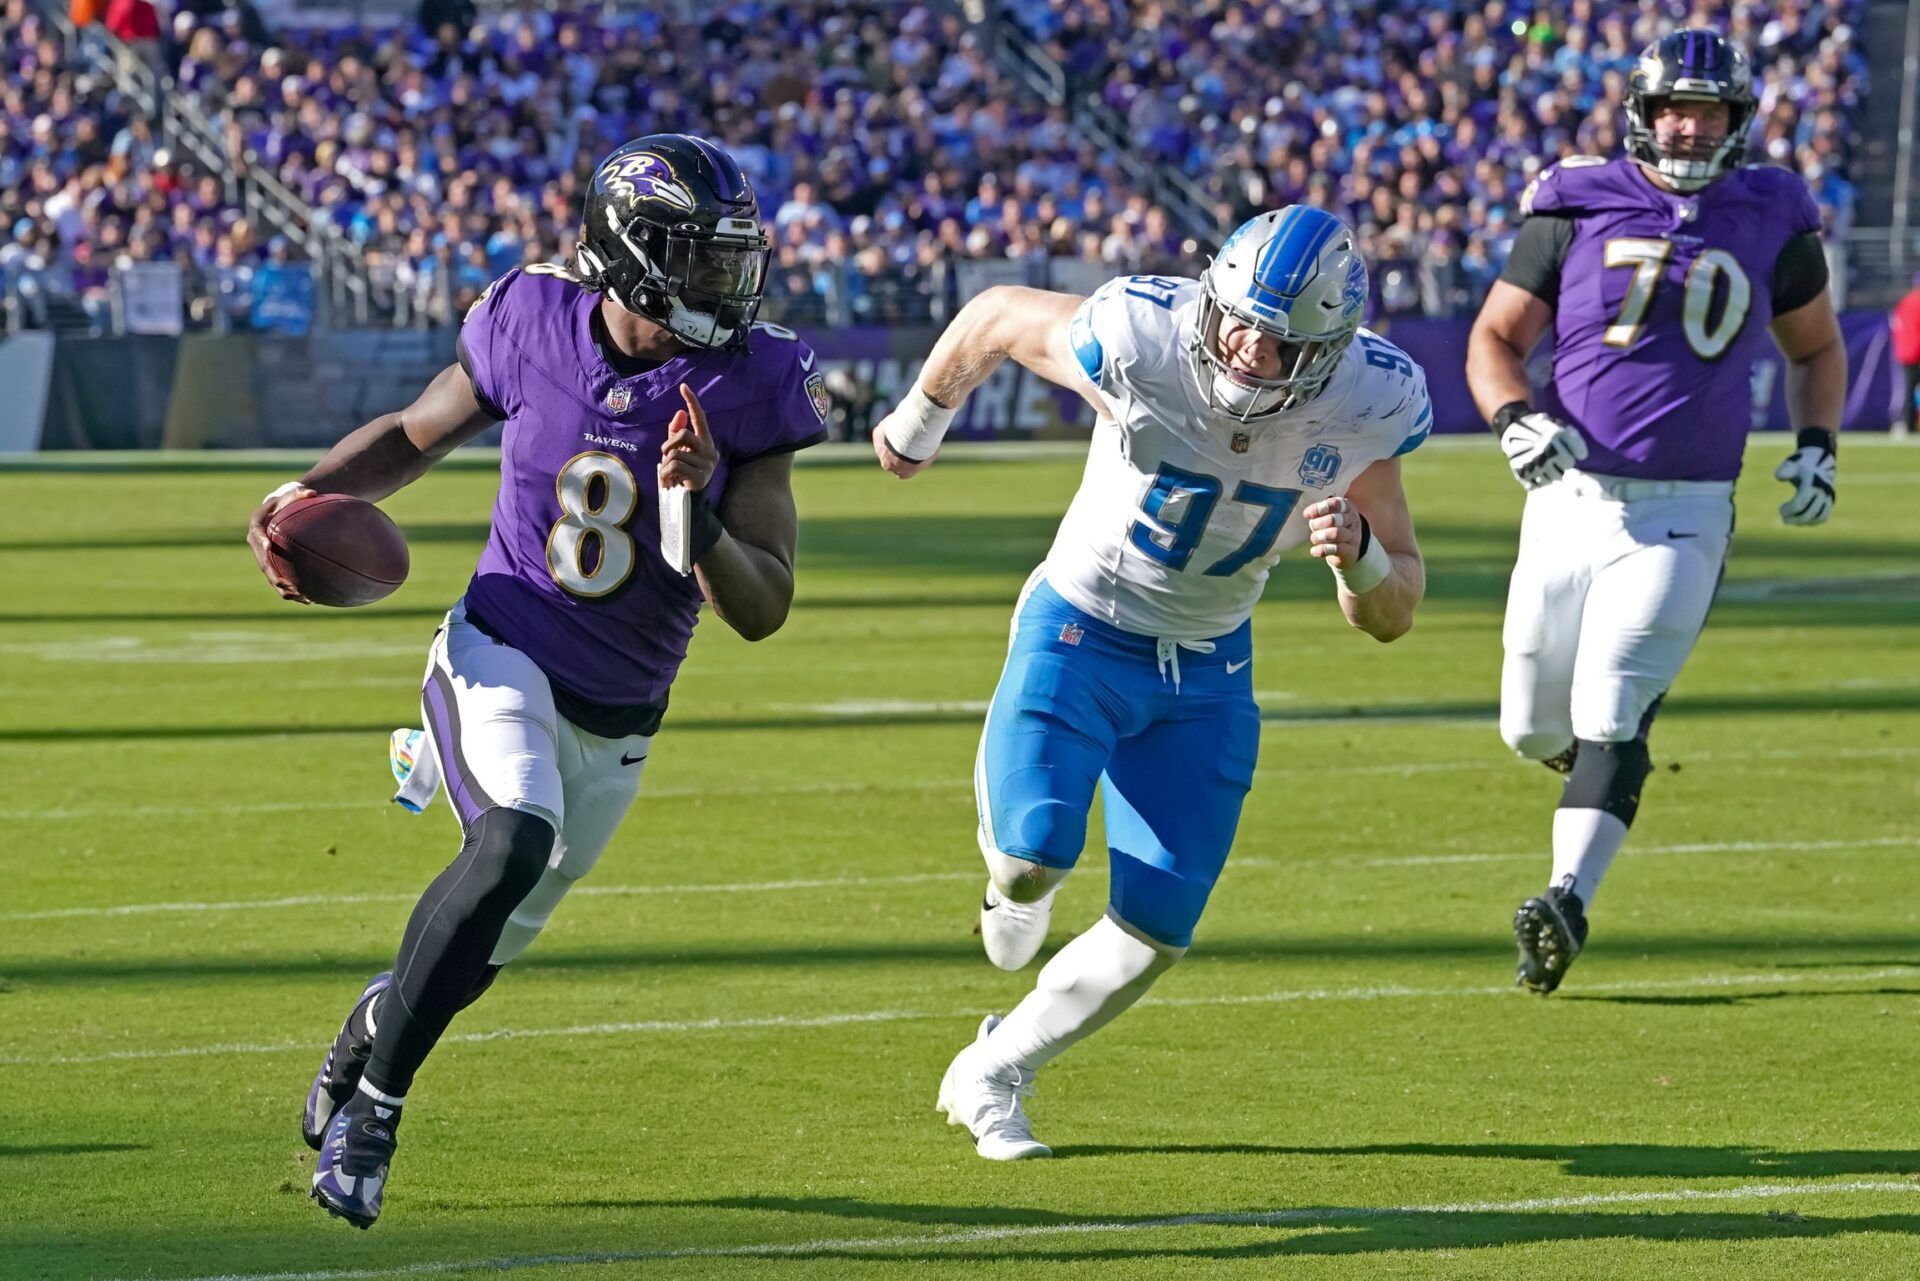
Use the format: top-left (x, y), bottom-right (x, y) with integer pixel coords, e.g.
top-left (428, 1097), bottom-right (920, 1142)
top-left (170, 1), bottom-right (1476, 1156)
top-left (1298, 443), bottom-right (1342, 488)
top-left (1231, 432), bottom-right (1250, 454)
top-left (1058, 623), bottom-right (1083, 646)
top-left (604, 385), bottom-right (633, 414)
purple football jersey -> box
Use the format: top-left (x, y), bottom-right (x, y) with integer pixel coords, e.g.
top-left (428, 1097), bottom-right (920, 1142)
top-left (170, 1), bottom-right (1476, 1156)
top-left (1523, 157), bottom-right (1821, 481)
top-left (459, 267), bottom-right (828, 710)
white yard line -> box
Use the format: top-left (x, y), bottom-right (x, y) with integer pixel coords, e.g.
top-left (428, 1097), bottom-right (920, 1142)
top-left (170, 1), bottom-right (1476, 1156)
top-left (5, 743), bottom-right (1912, 826)
top-left (13, 965), bottom-right (1920, 1070)
top-left (105, 1178), bottom-right (1920, 1281)
top-left (6, 834), bottom-right (1915, 925)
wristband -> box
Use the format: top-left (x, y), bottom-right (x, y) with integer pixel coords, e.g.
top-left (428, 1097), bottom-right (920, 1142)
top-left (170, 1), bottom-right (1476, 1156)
top-left (263, 480), bottom-right (309, 505)
top-left (1796, 426), bottom-right (1836, 454)
top-left (688, 487), bottom-right (726, 562)
top-left (1332, 515), bottom-right (1392, 594)
top-left (1491, 400), bottom-right (1532, 433)
top-left (881, 383), bottom-right (957, 463)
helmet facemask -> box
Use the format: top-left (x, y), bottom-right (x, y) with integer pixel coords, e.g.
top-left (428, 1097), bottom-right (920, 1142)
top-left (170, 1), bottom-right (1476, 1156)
top-left (1626, 94), bottom-right (1752, 192)
top-left (1189, 272), bottom-right (1355, 422)
top-left (575, 136), bottom-right (772, 352)
top-left (582, 209), bottom-right (769, 350)
top-left (1624, 33), bottom-right (1756, 194)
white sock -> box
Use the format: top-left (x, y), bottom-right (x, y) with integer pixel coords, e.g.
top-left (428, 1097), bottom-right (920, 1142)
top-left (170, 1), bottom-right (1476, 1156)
top-left (355, 1076), bottom-right (405, 1121)
top-left (983, 915), bottom-right (1181, 1073)
top-left (1550, 807), bottom-right (1628, 906)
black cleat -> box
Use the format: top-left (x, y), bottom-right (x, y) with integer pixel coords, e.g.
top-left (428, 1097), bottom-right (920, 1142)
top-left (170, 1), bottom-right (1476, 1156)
top-left (303, 972), bottom-right (390, 1150)
top-left (1514, 887), bottom-right (1588, 995)
top-left (311, 1105), bottom-right (396, 1229)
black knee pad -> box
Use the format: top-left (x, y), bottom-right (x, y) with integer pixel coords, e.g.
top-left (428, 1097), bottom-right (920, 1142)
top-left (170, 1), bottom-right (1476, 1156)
top-left (457, 807), bottom-right (555, 914)
top-left (1559, 738), bottom-right (1652, 825)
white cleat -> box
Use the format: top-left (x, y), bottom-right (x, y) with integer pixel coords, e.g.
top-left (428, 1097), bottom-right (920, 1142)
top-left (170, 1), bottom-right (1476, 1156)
top-left (980, 881), bottom-right (1055, 971)
top-left (936, 1015), bottom-right (1052, 1161)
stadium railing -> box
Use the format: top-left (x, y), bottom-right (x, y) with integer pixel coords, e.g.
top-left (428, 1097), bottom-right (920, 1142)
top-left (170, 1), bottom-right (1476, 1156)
top-left (988, 15), bottom-right (1219, 245)
top-left (30, 0), bottom-right (380, 325)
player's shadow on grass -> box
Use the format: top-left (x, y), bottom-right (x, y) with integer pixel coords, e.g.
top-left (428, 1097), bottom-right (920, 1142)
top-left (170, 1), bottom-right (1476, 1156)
top-left (1563, 985), bottom-right (1920, 1007)
top-left (1052, 1141), bottom-right (1920, 1180)
top-left (0, 1142), bottom-right (145, 1158)
top-left (799, 1210), bottom-right (1920, 1264)
top-left (543, 1195), bottom-right (1920, 1260)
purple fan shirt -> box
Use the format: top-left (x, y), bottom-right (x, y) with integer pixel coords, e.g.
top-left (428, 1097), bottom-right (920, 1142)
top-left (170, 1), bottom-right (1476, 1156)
top-left (459, 266), bottom-right (828, 709)
top-left (1524, 157), bottom-right (1821, 481)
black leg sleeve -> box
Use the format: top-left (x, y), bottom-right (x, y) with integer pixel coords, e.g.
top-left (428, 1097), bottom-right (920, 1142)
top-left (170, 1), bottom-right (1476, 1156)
top-left (1559, 738), bottom-right (1653, 826)
top-left (362, 807), bottom-right (554, 1096)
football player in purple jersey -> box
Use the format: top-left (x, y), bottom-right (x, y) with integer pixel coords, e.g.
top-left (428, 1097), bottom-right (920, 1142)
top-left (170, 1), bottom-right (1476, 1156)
top-left (1466, 31), bottom-right (1847, 994)
top-left (245, 134), bottom-right (828, 1227)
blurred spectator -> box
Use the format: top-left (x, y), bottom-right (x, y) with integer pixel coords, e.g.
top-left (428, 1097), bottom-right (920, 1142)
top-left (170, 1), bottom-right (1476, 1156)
top-left (821, 366), bottom-right (878, 442)
top-left (418, 0), bottom-right (476, 39)
top-left (1892, 273), bottom-right (1920, 436)
top-left (251, 235), bottom-right (316, 334)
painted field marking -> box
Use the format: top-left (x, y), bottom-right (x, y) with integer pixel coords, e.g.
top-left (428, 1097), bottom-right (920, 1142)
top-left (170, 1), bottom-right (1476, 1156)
top-left (4, 742), bottom-right (1912, 826)
top-left (12, 964), bottom-right (1920, 1069)
top-left (5, 834), bottom-right (1915, 925)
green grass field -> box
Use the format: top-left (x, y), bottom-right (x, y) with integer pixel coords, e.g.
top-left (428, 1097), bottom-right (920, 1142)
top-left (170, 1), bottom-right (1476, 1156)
top-left (2, 437), bottom-right (1917, 1280)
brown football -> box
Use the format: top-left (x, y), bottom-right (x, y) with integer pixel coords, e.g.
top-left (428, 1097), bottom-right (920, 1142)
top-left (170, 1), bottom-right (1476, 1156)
top-left (265, 493), bottom-right (410, 607)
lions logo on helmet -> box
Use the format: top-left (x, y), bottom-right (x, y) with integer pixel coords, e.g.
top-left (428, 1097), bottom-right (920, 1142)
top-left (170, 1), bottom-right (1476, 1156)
top-left (1190, 206), bottom-right (1367, 422)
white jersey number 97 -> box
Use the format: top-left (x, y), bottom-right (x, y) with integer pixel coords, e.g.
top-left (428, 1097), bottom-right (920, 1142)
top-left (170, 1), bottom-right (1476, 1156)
top-left (546, 451), bottom-right (638, 598)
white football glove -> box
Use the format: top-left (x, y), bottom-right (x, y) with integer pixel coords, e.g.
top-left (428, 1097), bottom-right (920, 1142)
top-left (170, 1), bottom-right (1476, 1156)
top-left (1773, 430), bottom-right (1836, 526)
top-left (1498, 406), bottom-right (1589, 490)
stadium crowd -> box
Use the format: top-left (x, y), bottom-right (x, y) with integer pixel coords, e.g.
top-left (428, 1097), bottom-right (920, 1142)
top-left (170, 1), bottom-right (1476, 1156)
top-left (0, 0), bottom-right (1871, 334)
top-left (1010, 0), bottom-right (1867, 316)
top-left (0, 0), bottom-right (285, 331)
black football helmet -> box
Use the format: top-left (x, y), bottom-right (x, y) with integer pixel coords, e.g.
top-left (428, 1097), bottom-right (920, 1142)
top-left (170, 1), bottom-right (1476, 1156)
top-left (574, 134), bottom-right (771, 350)
top-left (1625, 30), bottom-right (1755, 192)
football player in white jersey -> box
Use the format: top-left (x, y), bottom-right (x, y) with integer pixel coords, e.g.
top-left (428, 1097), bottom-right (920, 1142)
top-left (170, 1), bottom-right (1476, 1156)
top-left (871, 207), bottom-right (1434, 1160)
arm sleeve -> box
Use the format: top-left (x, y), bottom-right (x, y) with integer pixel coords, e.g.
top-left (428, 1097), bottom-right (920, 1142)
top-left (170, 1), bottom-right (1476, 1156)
top-left (1770, 232), bottom-right (1830, 316)
top-left (1497, 215), bottom-right (1575, 304)
top-left (458, 271), bottom-right (517, 420)
top-left (732, 339), bottom-right (831, 464)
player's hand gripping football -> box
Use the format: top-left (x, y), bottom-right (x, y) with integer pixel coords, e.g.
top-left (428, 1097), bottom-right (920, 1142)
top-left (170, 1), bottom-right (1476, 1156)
top-left (247, 482), bottom-right (318, 602)
top-left (1773, 430), bottom-right (1836, 526)
top-left (659, 383), bottom-right (718, 492)
top-left (1499, 409), bottom-right (1589, 489)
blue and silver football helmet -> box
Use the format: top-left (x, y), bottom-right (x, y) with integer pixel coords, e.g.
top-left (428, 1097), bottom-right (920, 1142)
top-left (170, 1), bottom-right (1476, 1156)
top-left (1189, 206), bottom-right (1367, 420)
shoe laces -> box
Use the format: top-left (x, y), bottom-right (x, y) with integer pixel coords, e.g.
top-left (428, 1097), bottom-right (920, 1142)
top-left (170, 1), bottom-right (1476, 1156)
top-left (980, 1061), bottom-right (1039, 1138)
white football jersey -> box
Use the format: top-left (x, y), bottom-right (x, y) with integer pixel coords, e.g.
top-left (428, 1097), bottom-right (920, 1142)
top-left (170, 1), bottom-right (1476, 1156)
top-left (1043, 275), bottom-right (1432, 640)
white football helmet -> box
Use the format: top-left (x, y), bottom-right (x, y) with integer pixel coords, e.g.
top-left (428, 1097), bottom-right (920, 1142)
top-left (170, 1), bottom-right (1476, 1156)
top-left (1189, 206), bottom-right (1368, 421)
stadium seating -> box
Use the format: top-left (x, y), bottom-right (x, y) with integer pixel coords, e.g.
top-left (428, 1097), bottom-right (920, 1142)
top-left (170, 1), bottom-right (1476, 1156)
top-left (1, 0), bottom-right (1873, 333)
top-left (1007, 0), bottom-right (1869, 317)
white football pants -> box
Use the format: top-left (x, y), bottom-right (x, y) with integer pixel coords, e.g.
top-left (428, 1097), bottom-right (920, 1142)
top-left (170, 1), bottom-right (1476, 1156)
top-left (417, 602), bottom-right (652, 964)
top-left (1500, 470), bottom-right (1734, 757)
